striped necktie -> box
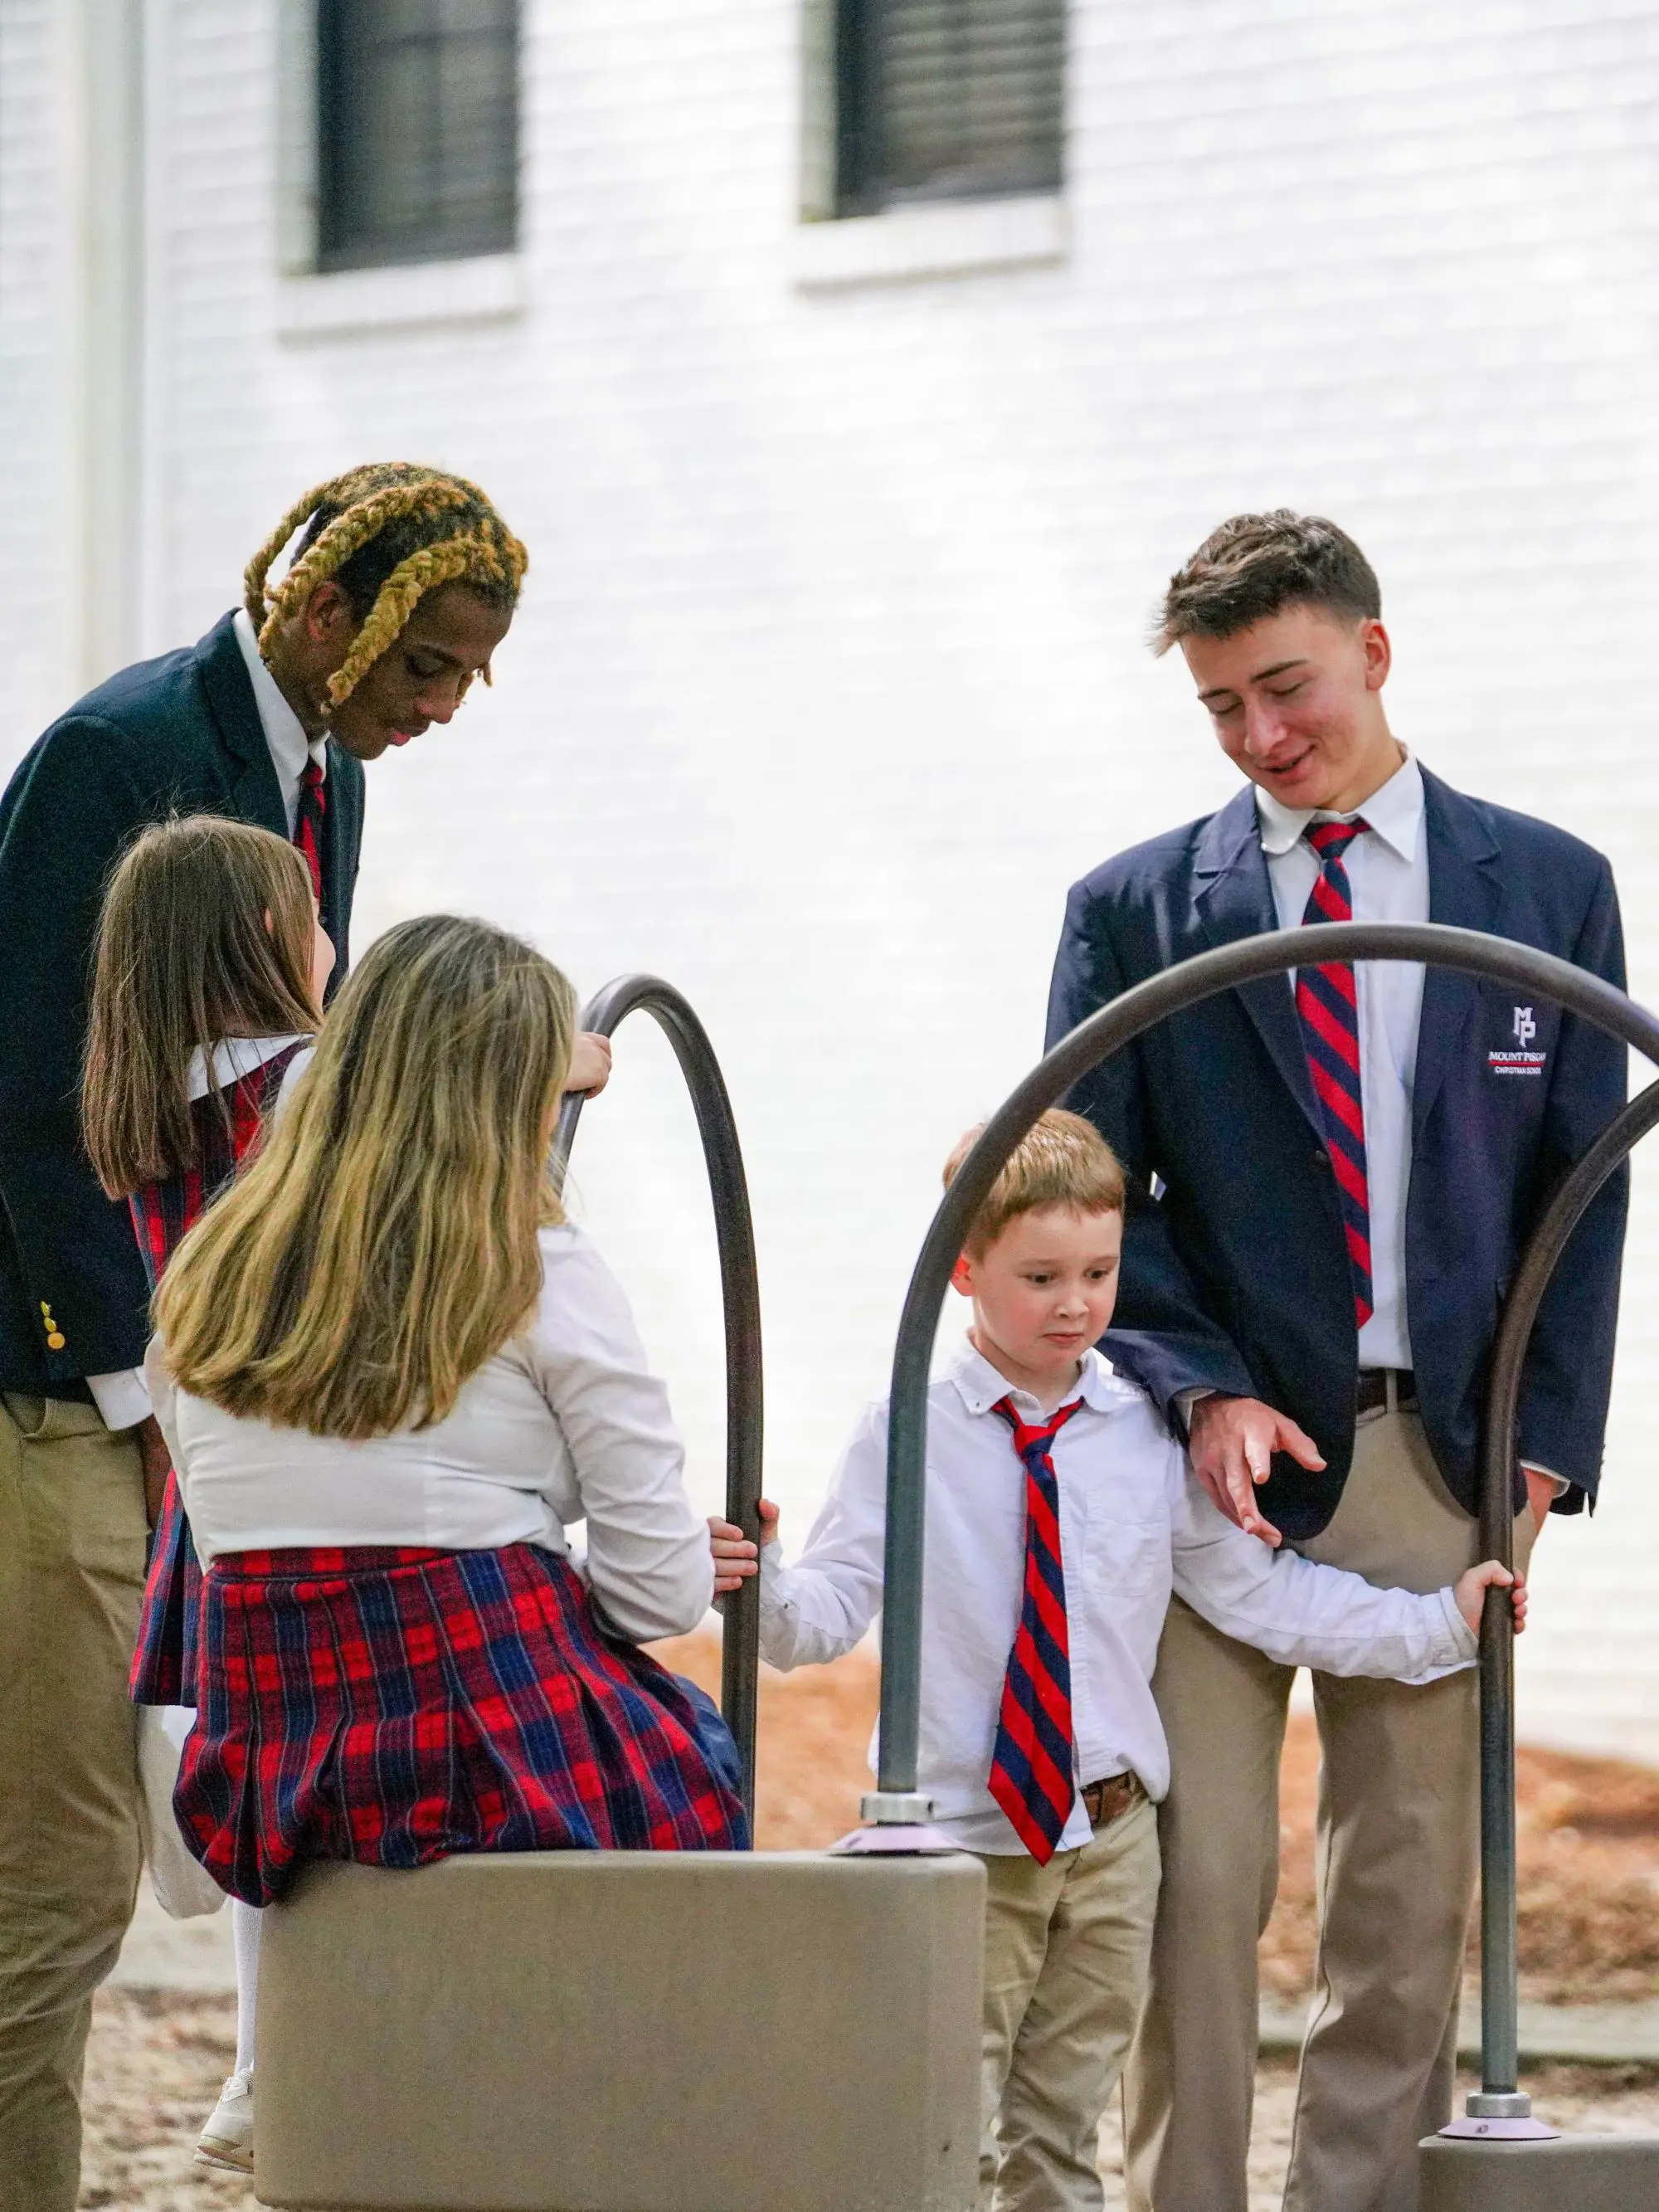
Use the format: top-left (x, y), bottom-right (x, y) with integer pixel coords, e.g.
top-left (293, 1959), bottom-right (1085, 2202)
top-left (987, 1394), bottom-right (1086, 1864)
top-left (294, 758), bottom-right (326, 903)
top-left (1297, 818), bottom-right (1372, 1328)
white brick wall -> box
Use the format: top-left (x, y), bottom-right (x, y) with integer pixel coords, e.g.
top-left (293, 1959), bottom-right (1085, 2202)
top-left (4, 0), bottom-right (1659, 1752)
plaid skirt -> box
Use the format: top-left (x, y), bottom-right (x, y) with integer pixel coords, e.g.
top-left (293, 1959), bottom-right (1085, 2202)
top-left (130, 1472), bottom-right (202, 1706)
top-left (176, 1542), bottom-right (749, 1906)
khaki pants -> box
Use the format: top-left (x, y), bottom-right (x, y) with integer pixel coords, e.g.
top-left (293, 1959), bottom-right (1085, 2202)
top-left (1123, 1407), bottom-right (1535, 2212)
top-left (0, 1394), bottom-right (146, 2212)
top-left (979, 1791), bottom-right (1160, 2212)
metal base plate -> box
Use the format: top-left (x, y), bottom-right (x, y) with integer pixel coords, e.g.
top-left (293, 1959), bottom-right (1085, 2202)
top-left (830, 1822), bottom-right (962, 1856)
top-left (1438, 2116), bottom-right (1559, 2140)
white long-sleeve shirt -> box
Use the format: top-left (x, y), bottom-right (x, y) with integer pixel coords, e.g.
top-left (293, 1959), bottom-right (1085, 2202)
top-left (759, 1340), bottom-right (1476, 1854)
top-left (147, 1224), bottom-right (713, 1646)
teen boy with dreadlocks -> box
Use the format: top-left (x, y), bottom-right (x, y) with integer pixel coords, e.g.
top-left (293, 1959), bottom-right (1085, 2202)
top-left (0, 462), bottom-right (547, 2212)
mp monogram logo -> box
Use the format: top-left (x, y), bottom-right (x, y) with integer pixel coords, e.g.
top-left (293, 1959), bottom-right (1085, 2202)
top-left (1489, 1005), bottom-right (1545, 1076)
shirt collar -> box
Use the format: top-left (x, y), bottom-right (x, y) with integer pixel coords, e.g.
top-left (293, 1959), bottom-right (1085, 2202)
top-left (1253, 750), bottom-right (1423, 863)
top-left (945, 1337), bottom-right (1132, 1421)
top-left (231, 608), bottom-right (328, 787)
top-left (185, 1034), bottom-right (310, 1103)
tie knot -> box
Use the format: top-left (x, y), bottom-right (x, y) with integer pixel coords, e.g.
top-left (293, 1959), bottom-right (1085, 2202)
top-left (992, 1395), bottom-right (1085, 1461)
top-left (1306, 816), bottom-right (1366, 861)
top-left (300, 759), bottom-right (324, 791)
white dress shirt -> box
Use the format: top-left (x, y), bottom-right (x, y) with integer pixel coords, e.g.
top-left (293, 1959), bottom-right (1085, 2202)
top-left (85, 1034), bottom-right (313, 1433)
top-left (86, 622), bottom-right (326, 1431)
top-left (1256, 750), bottom-right (1427, 1372)
top-left (230, 607), bottom-right (329, 837)
top-left (758, 1340), bottom-right (1474, 1854)
top-left (146, 1225), bottom-right (715, 1647)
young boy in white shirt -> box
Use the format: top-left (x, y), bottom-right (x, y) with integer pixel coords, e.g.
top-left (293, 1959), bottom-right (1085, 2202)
top-left (711, 1110), bottom-right (1523, 2212)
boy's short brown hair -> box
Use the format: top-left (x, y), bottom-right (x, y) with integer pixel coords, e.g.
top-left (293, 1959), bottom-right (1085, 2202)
top-left (943, 1108), bottom-right (1126, 1257)
top-left (1153, 509), bottom-right (1381, 655)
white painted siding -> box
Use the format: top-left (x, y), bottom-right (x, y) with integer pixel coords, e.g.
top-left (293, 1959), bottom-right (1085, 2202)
top-left (2, 0), bottom-right (1658, 1752)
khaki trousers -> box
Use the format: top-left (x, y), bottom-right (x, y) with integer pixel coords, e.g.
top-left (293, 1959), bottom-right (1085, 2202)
top-left (0, 1394), bottom-right (146, 2212)
top-left (1123, 1407), bottom-right (1535, 2212)
top-left (979, 1791), bottom-right (1160, 2212)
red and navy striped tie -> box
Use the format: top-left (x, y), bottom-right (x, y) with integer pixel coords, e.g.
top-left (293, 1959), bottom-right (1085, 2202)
top-left (294, 758), bottom-right (326, 903)
top-left (988, 1395), bottom-right (1085, 1864)
top-left (1298, 819), bottom-right (1372, 1328)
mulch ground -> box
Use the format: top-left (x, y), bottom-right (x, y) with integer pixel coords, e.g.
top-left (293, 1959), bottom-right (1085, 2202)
top-left (79, 1635), bottom-right (1659, 2205)
top-left (659, 1635), bottom-right (1659, 2009)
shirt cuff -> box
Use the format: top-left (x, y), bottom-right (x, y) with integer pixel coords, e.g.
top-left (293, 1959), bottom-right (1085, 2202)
top-left (1437, 1586), bottom-right (1478, 1664)
top-left (85, 1367), bottom-right (152, 1432)
top-left (1173, 1387), bottom-right (1216, 1443)
top-left (1519, 1461), bottom-right (1570, 1498)
top-left (757, 1542), bottom-right (790, 1616)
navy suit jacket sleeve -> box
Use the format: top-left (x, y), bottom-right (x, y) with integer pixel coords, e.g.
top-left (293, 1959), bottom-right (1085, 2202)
top-left (1045, 879), bottom-right (1258, 1420)
top-left (0, 715), bottom-right (158, 1380)
top-left (1516, 855), bottom-right (1627, 1512)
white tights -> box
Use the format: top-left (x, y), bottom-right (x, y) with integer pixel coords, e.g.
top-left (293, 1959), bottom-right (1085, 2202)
top-left (231, 1898), bottom-right (263, 2078)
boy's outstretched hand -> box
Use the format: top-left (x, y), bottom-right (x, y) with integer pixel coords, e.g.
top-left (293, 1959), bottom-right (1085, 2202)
top-left (708, 1500), bottom-right (781, 1597)
top-left (1454, 1560), bottom-right (1528, 1639)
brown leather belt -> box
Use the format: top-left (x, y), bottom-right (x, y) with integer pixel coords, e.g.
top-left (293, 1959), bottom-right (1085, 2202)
top-left (1080, 1772), bottom-right (1145, 1828)
top-left (1356, 1367), bottom-right (1416, 1417)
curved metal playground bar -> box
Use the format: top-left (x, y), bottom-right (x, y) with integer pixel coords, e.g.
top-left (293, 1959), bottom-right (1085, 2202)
top-left (553, 975), bottom-right (764, 1821)
top-left (875, 920), bottom-right (1659, 2128)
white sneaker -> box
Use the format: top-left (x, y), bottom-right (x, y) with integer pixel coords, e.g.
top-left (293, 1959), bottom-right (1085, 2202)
top-left (194, 2068), bottom-right (254, 2172)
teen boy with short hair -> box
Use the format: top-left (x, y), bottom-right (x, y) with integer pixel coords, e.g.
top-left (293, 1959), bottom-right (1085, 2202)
top-left (712, 1111), bottom-right (1521, 2212)
top-left (1047, 510), bottom-right (1626, 2212)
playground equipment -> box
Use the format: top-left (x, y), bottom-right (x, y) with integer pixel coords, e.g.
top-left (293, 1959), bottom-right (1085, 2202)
top-left (1418, 1066), bottom-right (1659, 2206)
top-left (253, 930), bottom-right (1659, 2209)
top-left (255, 977), bottom-right (985, 2212)
top-left (876, 920), bottom-right (1659, 2206)
top-left (550, 973), bottom-right (765, 1815)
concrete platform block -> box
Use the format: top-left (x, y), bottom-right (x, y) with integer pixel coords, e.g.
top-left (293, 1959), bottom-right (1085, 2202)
top-left (1419, 2130), bottom-right (1659, 2210)
top-left (256, 1849), bottom-right (986, 2212)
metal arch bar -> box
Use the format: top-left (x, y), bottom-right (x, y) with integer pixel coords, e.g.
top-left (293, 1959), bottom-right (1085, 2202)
top-left (878, 921), bottom-right (1659, 2091)
top-left (1470, 1074), bottom-right (1659, 2100)
top-left (554, 976), bottom-right (764, 1823)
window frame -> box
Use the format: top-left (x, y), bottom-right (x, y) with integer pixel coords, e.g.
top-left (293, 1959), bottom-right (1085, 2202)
top-left (313, 0), bottom-right (521, 275)
top-left (830, 0), bottom-right (1067, 219)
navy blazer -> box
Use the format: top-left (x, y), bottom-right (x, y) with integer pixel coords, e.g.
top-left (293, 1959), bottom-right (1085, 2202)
top-left (0, 613), bottom-right (365, 1395)
top-left (1046, 767), bottom-right (1627, 1536)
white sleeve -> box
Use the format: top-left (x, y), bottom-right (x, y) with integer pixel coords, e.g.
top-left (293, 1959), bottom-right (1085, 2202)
top-left (523, 1231), bottom-right (713, 1644)
top-left (757, 1401), bottom-right (889, 1672)
top-left (1170, 1459), bottom-right (1476, 1683)
top-left (86, 1366), bottom-right (152, 1430)
top-left (143, 1338), bottom-right (183, 1475)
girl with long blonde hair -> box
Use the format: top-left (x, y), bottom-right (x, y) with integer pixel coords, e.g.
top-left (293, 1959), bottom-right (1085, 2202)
top-left (148, 914), bottom-right (746, 1918)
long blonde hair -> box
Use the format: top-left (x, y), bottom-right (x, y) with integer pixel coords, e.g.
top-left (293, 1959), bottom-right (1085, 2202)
top-left (83, 816), bottom-right (320, 1196)
top-left (155, 914), bottom-right (576, 1439)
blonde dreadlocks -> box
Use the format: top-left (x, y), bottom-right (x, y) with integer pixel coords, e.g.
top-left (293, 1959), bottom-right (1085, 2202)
top-left (243, 463), bottom-right (528, 706)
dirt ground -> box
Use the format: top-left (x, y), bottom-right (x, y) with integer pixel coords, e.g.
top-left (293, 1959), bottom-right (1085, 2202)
top-left (82, 1635), bottom-right (1659, 2206)
top-left (662, 1637), bottom-right (1659, 2010)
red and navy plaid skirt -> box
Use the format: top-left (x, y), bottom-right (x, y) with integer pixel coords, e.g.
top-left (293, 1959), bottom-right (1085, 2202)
top-left (175, 1542), bottom-right (749, 1906)
top-left (130, 1472), bottom-right (202, 1705)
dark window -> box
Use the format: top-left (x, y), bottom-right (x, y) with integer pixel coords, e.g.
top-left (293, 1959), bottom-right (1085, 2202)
top-left (834, 0), bottom-right (1064, 215)
top-left (317, 0), bottom-right (518, 270)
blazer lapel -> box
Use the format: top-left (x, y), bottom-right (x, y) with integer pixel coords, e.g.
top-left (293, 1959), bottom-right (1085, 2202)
top-left (193, 612), bottom-right (288, 839)
top-left (1413, 767), bottom-right (1503, 1137)
top-left (1192, 788), bottom-right (1322, 1133)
